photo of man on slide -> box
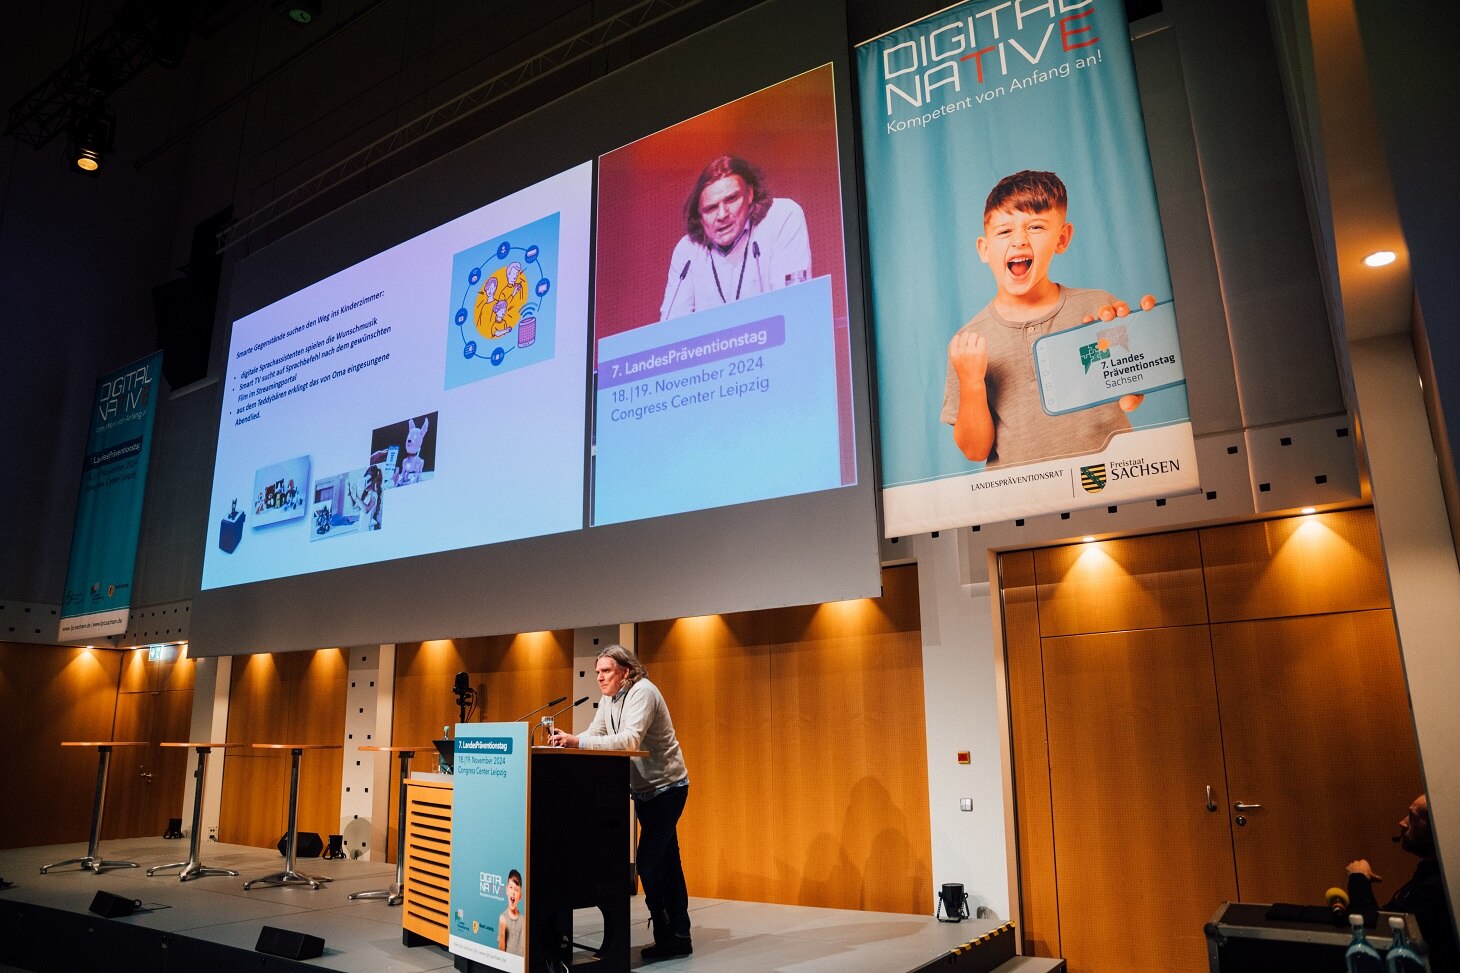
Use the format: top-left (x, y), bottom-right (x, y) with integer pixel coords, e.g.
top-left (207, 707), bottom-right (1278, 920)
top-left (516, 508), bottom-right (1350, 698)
top-left (587, 64), bottom-right (856, 526)
top-left (941, 170), bottom-right (1152, 469)
top-left (660, 155), bottom-right (811, 321)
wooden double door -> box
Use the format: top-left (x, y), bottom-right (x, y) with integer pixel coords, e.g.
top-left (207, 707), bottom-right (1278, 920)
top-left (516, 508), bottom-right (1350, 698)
top-left (1006, 513), bottom-right (1425, 973)
top-left (102, 652), bottom-right (194, 840)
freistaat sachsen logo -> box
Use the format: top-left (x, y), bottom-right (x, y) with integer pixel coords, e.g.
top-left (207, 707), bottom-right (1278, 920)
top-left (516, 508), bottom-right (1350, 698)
top-left (1079, 465), bottom-right (1107, 493)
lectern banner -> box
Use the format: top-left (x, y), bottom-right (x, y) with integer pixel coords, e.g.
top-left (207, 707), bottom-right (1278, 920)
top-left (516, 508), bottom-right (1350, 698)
top-left (59, 352), bottom-right (164, 640)
top-left (449, 722), bottom-right (529, 972)
top-left (856, 0), bottom-right (1199, 534)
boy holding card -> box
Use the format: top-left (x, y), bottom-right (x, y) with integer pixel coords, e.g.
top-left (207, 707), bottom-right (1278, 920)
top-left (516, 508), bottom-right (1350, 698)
top-left (942, 170), bottom-right (1149, 468)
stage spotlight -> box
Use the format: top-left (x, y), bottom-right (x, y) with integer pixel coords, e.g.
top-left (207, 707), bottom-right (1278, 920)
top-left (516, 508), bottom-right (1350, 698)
top-left (69, 104), bottom-right (115, 177)
top-left (273, 0), bottom-right (322, 24)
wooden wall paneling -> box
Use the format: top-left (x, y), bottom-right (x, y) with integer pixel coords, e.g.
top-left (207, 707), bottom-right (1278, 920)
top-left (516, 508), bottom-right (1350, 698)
top-left (639, 611), bottom-right (775, 905)
top-left (0, 643), bottom-right (121, 849)
top-left (462, 632), bottom-right (574, 729)
top-left (218, 648), bottom-right (347, 849)
top-left (117, 648), bottom-right (153, 694)
top-left (1199, 508), bottom-right (1390, 622)
top-left (220, 651), bottom-right (288, 847)
top-left (390, 633), bottom-right (572, 863)
top-left (160, 649), bottom-right (197, 692)
top-left (225, 651), bottom-right (284, 741)
top-left (1212, 611), bottom-right (1423, 905)
top-left (219, 748), bottom-right (288, 847)
top-left (116, 646), bottom-right (195, 693)
top-left (394, 633), bottom-right (574, 746)
top-left (768, 628), bottom-right (931, 915)
top-left (1043, 626), bottom-right (1237, 973)
top-left (774, 561), bottom-right (922, 642)
top-left (638, 567), bottom-right (932, 914)
top-left (1034, 532), bottom-right (1208, 637)
top-left (999, 550), bottom-right (1060, 958)
top-left (293, 649), bottom-right (347, 842)
top-left (767, 566), bottom-right (932, 916)
top-left (393, 640), bottom-right (467, 757)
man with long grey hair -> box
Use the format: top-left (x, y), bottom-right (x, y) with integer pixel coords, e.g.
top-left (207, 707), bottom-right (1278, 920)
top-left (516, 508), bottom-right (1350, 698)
top-left (549, 645), bottom-right (691, 960)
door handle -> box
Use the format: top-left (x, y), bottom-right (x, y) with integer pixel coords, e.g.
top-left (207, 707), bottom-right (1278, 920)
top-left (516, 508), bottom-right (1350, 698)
top-left (1205, 785), bottom-right (1218, 812)
top-left (1233, 801), bottom-right (1262, 811)
top-left (140, 771), bottom-right (154, 782)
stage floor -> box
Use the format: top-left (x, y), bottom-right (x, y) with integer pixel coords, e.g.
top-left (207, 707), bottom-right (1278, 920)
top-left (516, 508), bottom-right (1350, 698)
top-left (0, 837), bottom-right (1056, 973)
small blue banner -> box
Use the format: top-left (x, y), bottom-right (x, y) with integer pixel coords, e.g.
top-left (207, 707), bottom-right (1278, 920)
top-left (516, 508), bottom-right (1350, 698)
top-left (59, 352), bottom-right (164, 640)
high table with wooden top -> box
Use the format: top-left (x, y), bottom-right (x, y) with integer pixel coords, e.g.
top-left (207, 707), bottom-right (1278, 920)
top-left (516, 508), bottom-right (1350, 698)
top-left (242, 743), bottom-right (342, 890)
top-left (349, 744), bottom-right (433, 906)
top-left (147, 742), bottom-right (242, 881)
top-left (41, 741), bottom-right (147, 875)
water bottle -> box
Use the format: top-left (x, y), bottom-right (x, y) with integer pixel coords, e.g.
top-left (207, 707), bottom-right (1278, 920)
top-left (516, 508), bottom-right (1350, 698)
top-left (1385, 915), bottom-right (1428, 972)
top-left (1347, 914), bottom-right (1384, 972)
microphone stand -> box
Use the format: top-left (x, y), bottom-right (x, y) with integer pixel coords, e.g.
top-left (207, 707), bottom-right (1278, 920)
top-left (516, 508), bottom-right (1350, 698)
top-left (454, 687), bottom-right (476, 724)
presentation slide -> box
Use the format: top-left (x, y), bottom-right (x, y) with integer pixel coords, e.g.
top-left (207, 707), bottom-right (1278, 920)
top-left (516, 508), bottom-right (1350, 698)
top-left (591, 65), bottom-right (855, 525)
top-left (201, 163), bottom-right (593, 590)
top-left (594, 278), bottom-right (842, 524)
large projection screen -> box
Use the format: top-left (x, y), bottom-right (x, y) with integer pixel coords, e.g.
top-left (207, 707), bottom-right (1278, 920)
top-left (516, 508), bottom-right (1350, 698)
top-left (191, 0), bottom-right (880, 656)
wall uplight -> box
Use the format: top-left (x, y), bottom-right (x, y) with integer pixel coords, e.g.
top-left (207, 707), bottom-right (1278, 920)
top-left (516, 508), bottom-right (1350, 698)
top-left (1300, 507), bottom-right (1317, 515)
top-left (1363, 250), bottom-right (1397, 268)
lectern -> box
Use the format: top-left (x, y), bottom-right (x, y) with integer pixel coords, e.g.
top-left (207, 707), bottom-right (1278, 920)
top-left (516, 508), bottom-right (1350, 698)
top-left (525, 748), bottom-right (641, 972)
top-left (429, 725), bottom-right (642, 973)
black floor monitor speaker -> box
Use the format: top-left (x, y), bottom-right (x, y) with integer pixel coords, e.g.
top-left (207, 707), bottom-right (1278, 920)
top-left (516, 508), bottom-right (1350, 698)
top-left (256, 925), bottom-right (325, 960)
top-left (88, 891), bottom-right (141, 918)
top-left (276, 831), bottom-right (324, 858)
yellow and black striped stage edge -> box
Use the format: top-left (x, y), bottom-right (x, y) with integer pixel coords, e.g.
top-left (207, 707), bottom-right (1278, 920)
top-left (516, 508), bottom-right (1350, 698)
top-left (905, 920), bottom-right (1063, 973)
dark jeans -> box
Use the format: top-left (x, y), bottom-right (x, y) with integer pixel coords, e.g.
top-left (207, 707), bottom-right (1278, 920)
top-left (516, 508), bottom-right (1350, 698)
top-left (634, 782), bottom-right (690, 937)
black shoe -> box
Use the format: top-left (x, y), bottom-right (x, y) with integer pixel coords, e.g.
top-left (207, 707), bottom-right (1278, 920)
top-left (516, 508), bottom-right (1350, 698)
top-left (640, 935), bottom-right (693, 961)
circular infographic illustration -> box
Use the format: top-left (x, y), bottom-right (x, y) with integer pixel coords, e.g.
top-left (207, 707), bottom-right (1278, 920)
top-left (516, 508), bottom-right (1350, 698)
top-left (453, 241), bottom-right (551, 367)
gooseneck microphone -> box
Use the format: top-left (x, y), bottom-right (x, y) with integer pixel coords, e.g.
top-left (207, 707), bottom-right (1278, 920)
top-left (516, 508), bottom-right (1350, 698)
top-left (514, 696), bottom-right (567, 723)
top-left (665, 259), bottom-right (692, 317)
top-left (548, 696), bottom-right (590, 722)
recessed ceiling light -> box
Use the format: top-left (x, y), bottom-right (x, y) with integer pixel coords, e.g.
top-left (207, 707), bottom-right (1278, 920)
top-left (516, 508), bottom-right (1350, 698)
top-left (1363, 250), bottom-right (1396, 268)
top-left (1300, 506), bottom-right (1317, 515)
top-left (1081, 536), bottom-right (1095, 543)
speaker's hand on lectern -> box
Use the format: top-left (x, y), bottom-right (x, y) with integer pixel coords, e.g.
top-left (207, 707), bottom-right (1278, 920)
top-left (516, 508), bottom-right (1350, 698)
top-left (548, 730), bottom-right (579, 749)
